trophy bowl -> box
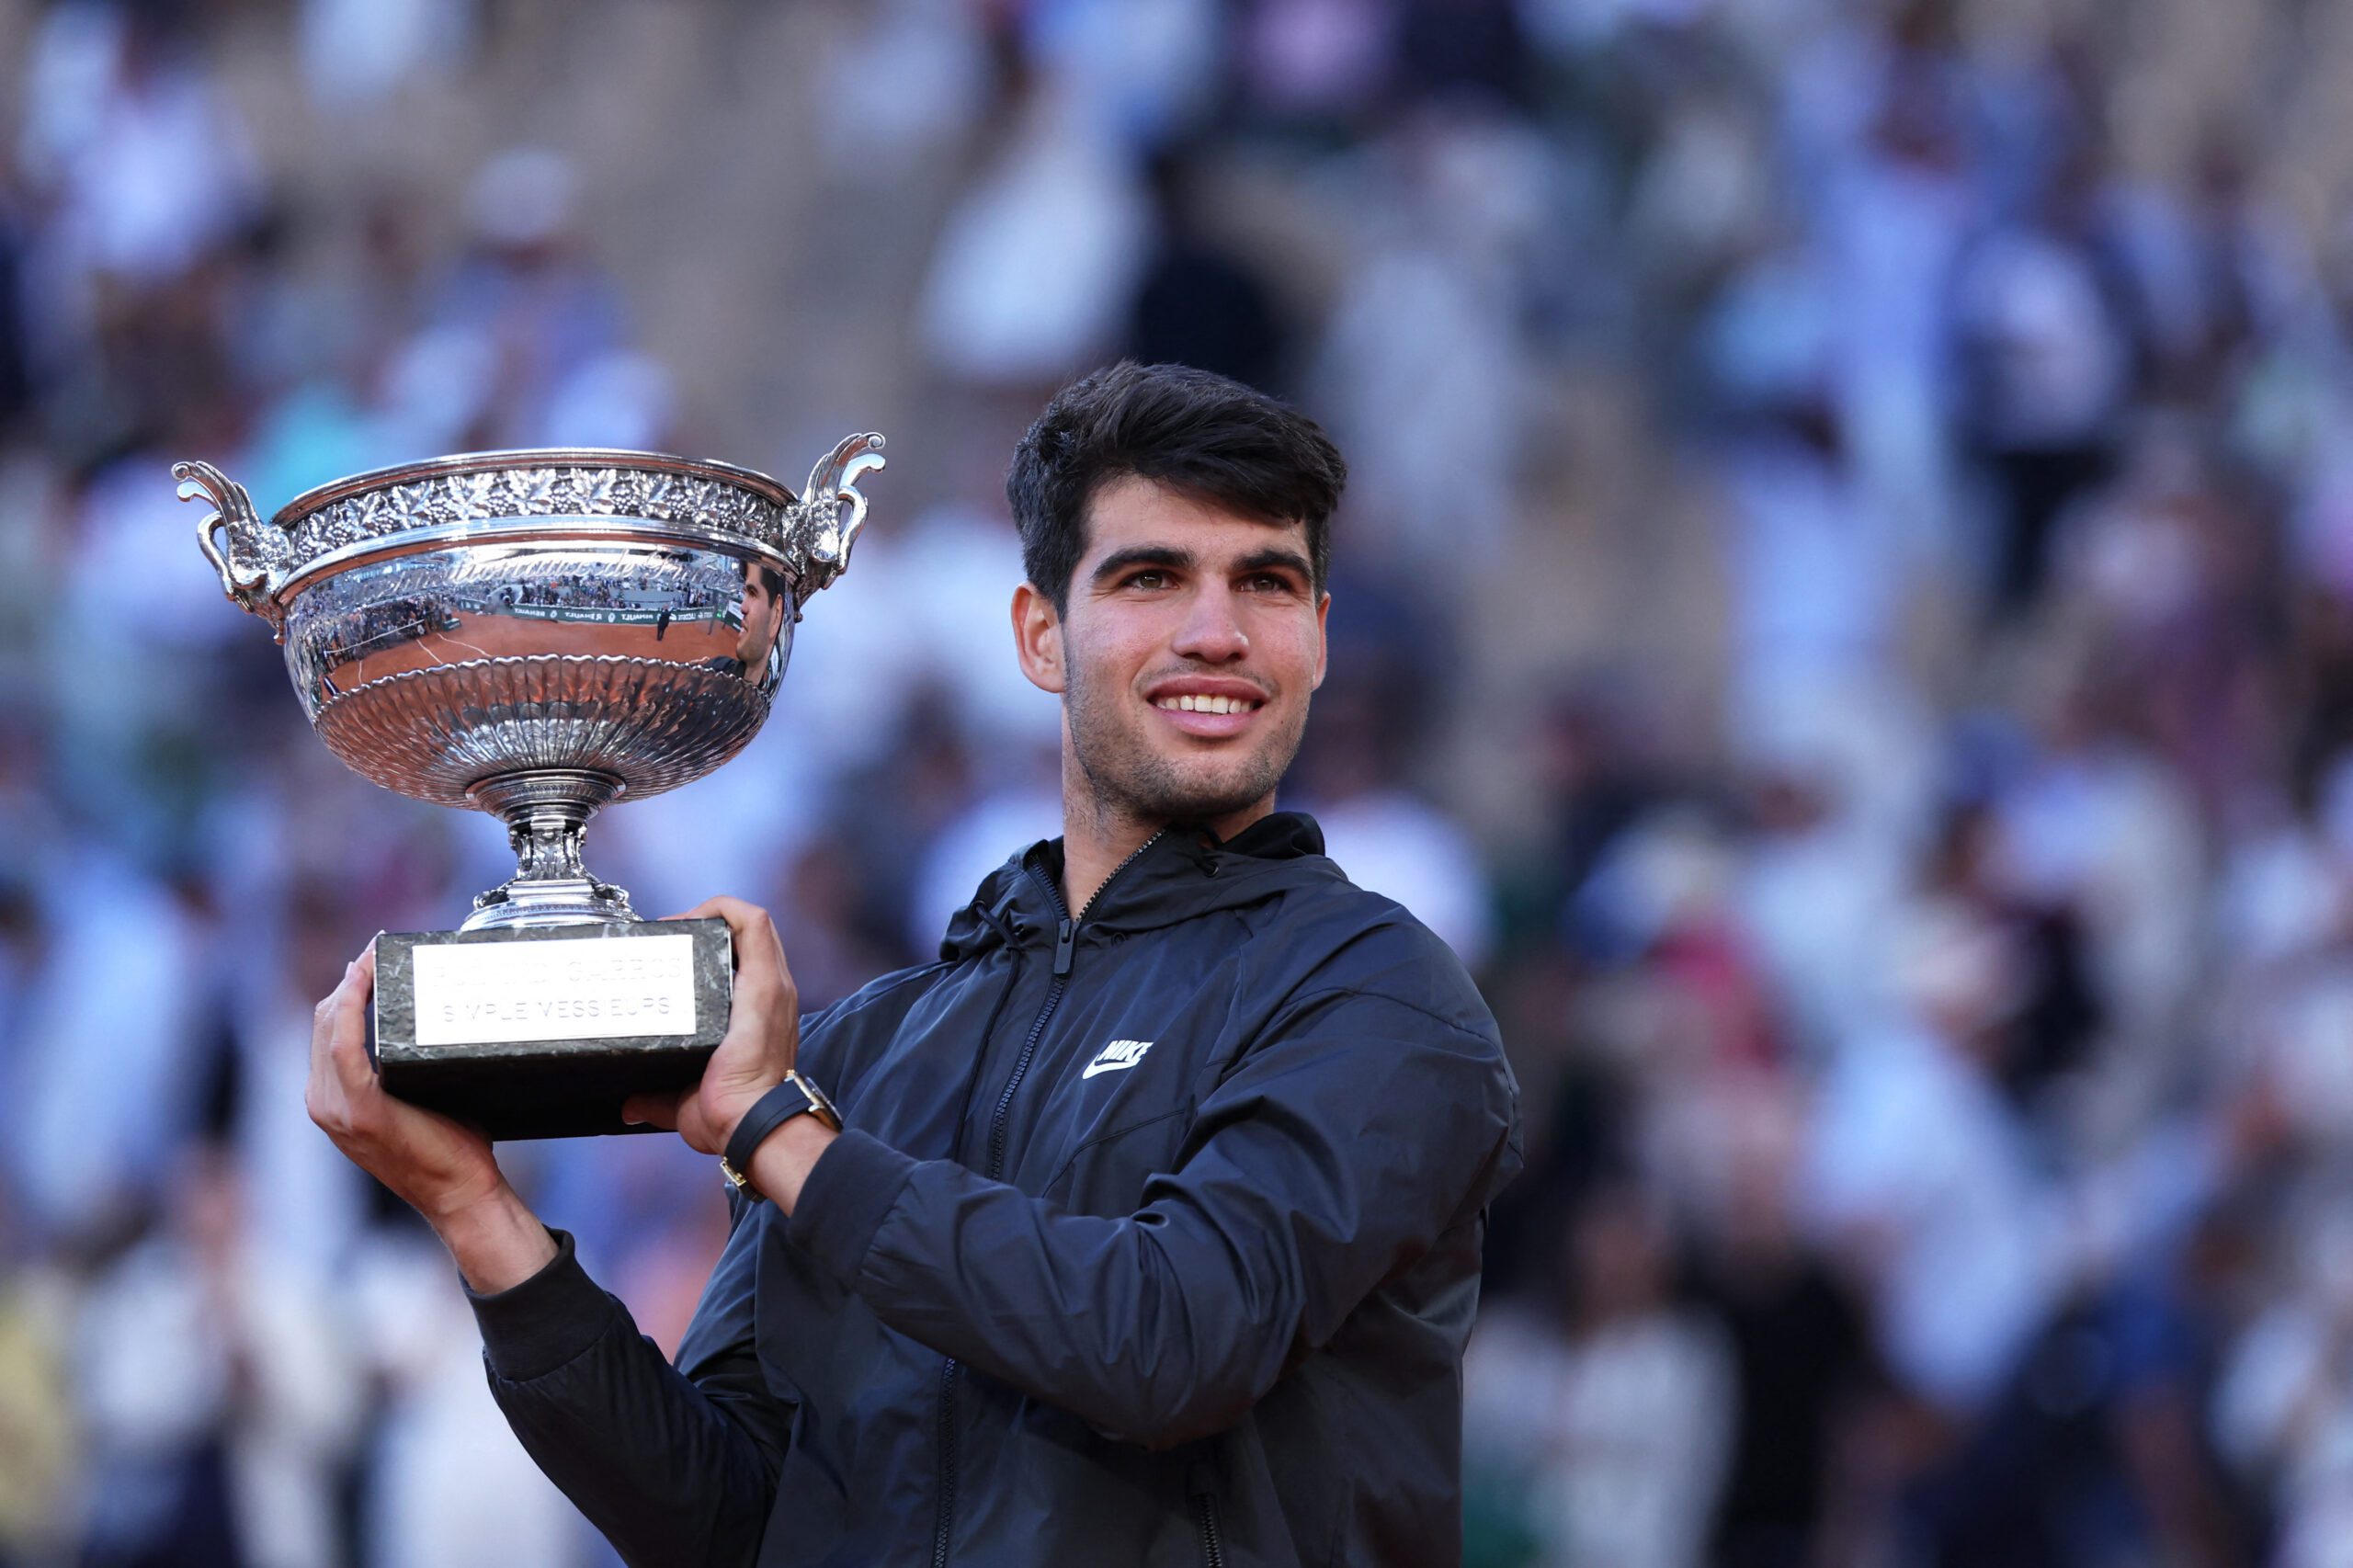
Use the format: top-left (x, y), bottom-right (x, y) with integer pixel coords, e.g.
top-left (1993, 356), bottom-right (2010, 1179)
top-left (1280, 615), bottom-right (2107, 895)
top-left (176, 436), bottom-right (884, 1137)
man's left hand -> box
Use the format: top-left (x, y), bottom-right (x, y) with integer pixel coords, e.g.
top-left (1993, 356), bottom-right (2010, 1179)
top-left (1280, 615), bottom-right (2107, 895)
top-left (622, 896), bottom-right (799, 1154)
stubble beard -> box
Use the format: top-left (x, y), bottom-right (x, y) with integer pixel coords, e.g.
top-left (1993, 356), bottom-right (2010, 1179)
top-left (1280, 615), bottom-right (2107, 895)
top-left (1063, 654), bottom-right (1306, 834)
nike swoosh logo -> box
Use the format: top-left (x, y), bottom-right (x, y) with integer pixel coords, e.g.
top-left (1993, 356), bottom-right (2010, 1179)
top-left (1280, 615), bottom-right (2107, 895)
top-left (1082, 1057), bottom-right (1145, 1080)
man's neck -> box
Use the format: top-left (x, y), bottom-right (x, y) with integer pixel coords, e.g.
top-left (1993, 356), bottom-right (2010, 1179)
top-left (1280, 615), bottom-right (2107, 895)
top-left (1059, 787), bottom-right (1275, 916)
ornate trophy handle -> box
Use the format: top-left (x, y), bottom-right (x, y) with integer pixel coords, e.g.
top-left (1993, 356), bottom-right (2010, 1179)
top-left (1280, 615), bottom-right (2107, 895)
top-left (787, 432), bottom-right (886, 597)
top-left (175, 460), bottom-right (293, 642)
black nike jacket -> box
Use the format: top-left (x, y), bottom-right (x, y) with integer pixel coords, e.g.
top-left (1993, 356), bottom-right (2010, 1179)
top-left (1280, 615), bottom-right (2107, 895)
top-left (467, 812), bottom-right (1523, 1567)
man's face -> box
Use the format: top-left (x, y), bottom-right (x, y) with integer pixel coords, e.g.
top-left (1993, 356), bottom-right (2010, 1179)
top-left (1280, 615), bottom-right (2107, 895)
top-left (737, 569), bottom-right (781, 668)
top-left (1016, 476), bottom-right (1329, 830)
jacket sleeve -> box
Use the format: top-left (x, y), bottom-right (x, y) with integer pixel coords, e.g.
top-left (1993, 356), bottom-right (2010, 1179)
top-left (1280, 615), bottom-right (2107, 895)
top-left (783, 983), bottom-right (1522, 1448)
top-left (470, 1214), bottom-right (790, 1567)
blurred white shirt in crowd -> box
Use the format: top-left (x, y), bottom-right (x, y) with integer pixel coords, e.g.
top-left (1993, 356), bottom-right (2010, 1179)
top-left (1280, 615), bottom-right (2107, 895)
top-left (2215, 1201), bottom-right (2353, 1568)
top-left (908, 786), bottom-right (1063, 957)
top-left (1803, 1020), bottom-right (2063, 1412)
top-left (919, 83), bottom-right (1147, 385)
top-left (1993, 743), bottom-right (2203, 1045)
top-left (299, 0), bottom-right (472, 106)
top-left (1465, 1301), bottom-right (1733, 1568)
top-left (74, 1226), bottom-right (360, 1568)
top-left (8, 853), bottom-right (213, 1236)
top-left (1312, 790), bottom-right (1495, 971)
top-left (353, 1227), bottom-right (576, 1568)
top-left (17, 6), bottom-right (260, 290)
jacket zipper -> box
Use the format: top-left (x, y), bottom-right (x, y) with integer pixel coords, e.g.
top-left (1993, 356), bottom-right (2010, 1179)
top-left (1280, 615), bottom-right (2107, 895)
top-left (928, 1357), bottom-right (958, 1568)
top-left (1193, 1491), bottom-right (1226, 1568)
top-left (929, 830), bottom-right (1167, 1568)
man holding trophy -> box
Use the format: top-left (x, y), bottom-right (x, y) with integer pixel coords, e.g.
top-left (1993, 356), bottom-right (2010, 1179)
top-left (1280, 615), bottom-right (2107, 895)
top-left (275, 362), bottom-right (1519, 1565)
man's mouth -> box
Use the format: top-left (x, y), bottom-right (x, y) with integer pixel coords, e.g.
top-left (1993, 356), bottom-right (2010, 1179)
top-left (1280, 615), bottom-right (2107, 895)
top-left (1153, 693), bottom-right (1262, 715)
top-left (1144, 680), bottom-right (1269, 735)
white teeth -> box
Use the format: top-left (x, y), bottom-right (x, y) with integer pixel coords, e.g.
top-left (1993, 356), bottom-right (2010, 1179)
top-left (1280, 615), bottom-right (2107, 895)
top-left (1156, 694), bottom-right (1257, 715)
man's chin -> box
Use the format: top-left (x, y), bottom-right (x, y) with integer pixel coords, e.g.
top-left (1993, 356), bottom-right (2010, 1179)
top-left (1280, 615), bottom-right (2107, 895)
top-left (1071, 703), bottom-right (1304, 830)
top-left (1124, 762), bottom-right (1286, 828)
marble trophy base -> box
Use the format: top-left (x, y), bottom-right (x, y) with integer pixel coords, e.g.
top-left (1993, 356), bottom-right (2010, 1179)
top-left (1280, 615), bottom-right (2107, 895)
top-left (370, 917), bottom-right (733, 1141)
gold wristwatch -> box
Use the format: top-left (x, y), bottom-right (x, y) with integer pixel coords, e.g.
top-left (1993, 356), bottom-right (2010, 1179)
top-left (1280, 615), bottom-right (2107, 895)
top-left (719, 1071), bottom-right (843, 1201)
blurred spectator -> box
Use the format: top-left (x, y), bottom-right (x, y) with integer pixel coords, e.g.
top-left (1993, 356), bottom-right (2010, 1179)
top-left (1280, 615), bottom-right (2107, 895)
top-left (1802, 896), bottom-right (2064, 1414)
top-left (1299, 678), bottom-right (1497, 967)
top-left (1688, 1077), bottom-right (1884, 1568)
top-left (422, 148), bottom-right (626, 450)
top-left (68, 1148), bottom-right (359, 1568)
top-left (2216, 1192), bottom-right (2353, 1568)
top-left (1466, 1182), bottom-right (1733, 1568)
top-left (816, 0), bottom-right (991, 181)
top-left (297, 0), bottom-right (473, 108)
top-left (1311, 104), bottom-right (1543, 576)
top-left (17, 6), bottom-right (260, 301)
top-left (1125, 150), bottom-right (1292, 392)
top-left (346, 1209), bottom-right (577, 1568)
top-left (1949, 160), bottom-right (2136, 617)
top-left (7, 856), bottom-right (226, 1240)
top-left (225, 878), bottom-right (375, 1279)
top-left (918, 38), bottom-right (1149, 392)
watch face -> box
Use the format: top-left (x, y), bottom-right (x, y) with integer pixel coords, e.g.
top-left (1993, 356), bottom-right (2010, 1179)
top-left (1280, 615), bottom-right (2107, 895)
top-left (790, 1072), bottom-right (839, 1124)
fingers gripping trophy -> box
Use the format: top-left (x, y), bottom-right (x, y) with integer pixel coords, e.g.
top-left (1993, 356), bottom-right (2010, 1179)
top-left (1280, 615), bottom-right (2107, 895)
top-left (177, 437), bottom-right (884, 1139)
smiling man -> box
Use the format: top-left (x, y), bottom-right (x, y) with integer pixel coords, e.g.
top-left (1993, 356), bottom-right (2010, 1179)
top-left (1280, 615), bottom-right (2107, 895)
top-left (305, 361), bottom-right (1523, 1567)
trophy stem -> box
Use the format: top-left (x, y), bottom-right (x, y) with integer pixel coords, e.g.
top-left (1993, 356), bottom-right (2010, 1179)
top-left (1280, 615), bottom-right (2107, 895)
top-left (462, 769), bottom-right (636, 930)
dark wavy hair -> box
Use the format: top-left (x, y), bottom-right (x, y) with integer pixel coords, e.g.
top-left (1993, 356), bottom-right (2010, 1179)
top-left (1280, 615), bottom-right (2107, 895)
top-left (1006, 362), bottom-right (1347, 615)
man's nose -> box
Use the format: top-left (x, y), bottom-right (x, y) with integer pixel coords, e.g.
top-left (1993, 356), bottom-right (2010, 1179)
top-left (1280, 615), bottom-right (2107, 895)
top-left (1172, 585), bottom-right (1249, 663)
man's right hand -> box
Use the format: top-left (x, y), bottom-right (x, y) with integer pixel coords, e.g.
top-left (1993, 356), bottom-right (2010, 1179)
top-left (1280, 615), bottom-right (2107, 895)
top-left (308, 942), bottom-right (555, 1291)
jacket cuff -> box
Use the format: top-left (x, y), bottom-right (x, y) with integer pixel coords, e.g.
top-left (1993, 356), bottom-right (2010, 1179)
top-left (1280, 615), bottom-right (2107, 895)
top-left (464, 1227), bottom-right (622, 1381)
top-left (786, 1129), bottom-right (915, 1289)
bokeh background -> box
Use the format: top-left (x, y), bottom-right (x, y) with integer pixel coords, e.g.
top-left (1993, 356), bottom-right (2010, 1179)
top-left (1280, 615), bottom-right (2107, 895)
top-left (6, 0), bottom-right (2353, 1563)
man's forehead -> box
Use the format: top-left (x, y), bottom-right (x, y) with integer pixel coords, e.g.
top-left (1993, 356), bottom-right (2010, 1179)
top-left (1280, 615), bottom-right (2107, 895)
top-left (1078, 475), bottom-right (1308, 562)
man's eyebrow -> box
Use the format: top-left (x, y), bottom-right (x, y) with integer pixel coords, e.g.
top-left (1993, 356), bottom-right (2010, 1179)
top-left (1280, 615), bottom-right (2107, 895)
top-left (1089, 545), bottom-right (1196, 585)
top-left (1233, 546), bottom-right (1313, 579)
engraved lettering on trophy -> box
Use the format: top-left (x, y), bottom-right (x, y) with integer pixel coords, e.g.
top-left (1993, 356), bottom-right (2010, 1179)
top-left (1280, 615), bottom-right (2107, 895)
top-left (412, 936), bottom-right (698, 1048)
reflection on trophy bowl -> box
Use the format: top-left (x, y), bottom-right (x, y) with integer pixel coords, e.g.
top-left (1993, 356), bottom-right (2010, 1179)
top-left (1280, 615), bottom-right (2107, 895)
top-left (176, 440), bottom-right (884, 1140)
top-left (311, 649), bottom-right (770, 812)
top-left (281, 528), bottom-right (798, 921)
top-left (176, 439), bottom-right (883, 929)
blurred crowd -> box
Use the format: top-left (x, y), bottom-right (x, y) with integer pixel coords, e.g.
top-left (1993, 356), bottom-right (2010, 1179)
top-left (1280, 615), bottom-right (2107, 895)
top-left (6, 0), bottom-right (2353, 1565)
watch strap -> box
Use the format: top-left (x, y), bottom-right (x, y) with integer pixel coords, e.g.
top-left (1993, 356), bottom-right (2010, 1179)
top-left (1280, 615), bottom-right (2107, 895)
top-left (720, 1072), bottom-right (840, 1201)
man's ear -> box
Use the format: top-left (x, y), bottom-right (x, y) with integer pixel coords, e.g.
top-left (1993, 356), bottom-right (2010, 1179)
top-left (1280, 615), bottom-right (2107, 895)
top-left (1310, 589), bottom-right (1331, 692)
top-left (1012, 581), bottom-right (1066, 695)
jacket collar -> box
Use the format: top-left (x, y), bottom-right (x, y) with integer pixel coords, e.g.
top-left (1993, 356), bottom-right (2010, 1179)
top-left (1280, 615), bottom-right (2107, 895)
top-left (939, 811), bottom-right (1336, 960)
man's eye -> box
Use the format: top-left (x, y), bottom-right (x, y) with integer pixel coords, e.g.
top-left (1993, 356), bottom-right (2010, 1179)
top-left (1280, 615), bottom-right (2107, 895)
top-left (1126, 570), bottom-right (1169, 590)
top-left (1245, 574), bottom-right (1296, 593)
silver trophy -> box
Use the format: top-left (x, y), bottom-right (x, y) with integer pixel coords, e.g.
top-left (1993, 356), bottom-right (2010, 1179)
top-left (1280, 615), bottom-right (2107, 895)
top-left (177, 437), bottom-right (884, 1138)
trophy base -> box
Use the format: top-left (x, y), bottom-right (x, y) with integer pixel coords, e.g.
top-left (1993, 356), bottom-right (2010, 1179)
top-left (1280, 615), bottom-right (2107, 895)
top-left (369, 916), bottom-right (733, 1141)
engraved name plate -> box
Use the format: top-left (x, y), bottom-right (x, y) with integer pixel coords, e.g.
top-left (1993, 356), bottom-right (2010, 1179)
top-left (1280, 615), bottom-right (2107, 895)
top-left (369, 917), bottom-right (733, 1140)
top-left (413, 933), bottom-right (699, 1046)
